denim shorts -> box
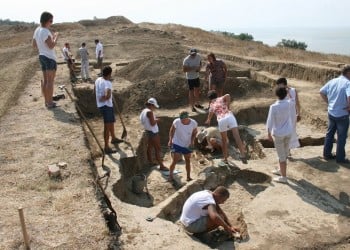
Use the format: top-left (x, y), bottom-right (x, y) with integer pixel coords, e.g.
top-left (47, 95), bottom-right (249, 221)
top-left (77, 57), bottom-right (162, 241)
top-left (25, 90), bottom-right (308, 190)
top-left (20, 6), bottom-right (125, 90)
top-left (183, 216), bottom-right (208, 233)
top-left (171, 143), bottom-right (192, 155)
top-left (99, 105), bottom-right (115, 123)
top-left (39, 55), bottom-right (57, 71)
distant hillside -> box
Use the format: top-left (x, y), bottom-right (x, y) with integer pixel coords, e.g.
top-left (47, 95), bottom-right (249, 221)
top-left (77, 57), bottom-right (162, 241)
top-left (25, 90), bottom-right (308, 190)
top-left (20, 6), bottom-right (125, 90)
top-left (0, 18), bottom-right (36, 26)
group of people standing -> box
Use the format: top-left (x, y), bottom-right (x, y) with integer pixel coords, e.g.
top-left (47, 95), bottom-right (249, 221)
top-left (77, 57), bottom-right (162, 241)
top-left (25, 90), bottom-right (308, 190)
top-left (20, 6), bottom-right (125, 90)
top-left (32, 11), bottom-right (104, 108)
top-left (139, 48), bottom-right (248, 182)
top-left (61, 39), bottom-right (104, 82)
top-left (31, 11), bottom-right (350, 242)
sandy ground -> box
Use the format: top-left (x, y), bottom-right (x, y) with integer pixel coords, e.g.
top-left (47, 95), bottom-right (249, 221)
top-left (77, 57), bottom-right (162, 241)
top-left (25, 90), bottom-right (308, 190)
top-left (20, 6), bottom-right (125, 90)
top-left (0, 17), bottom-right (349, 249)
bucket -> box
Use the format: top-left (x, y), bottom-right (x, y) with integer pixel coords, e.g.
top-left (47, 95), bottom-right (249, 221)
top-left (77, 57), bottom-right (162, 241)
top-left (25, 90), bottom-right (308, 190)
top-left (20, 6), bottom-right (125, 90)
top-left (131, 174), bottom-right (147, 194)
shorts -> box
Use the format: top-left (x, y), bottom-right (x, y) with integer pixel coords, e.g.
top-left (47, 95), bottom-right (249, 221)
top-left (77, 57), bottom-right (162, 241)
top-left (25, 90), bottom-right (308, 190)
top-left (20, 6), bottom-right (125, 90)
top-left (39, 55), bottom-right (57, 71)
top-left (145, 130), bottom-right (159, 138)
top-left (273, 134), bottom-right (291, 161)
top-left (209, 78), bottom-right (224, 90)
top-left (218, 113), bottom-right (238, 132)
top-left (171, 143), bottom-right (192, 155)
top-left (187, 78), bottom-right (200, 90)
top-left (99, 105), bottom-right (115, 123)
top-left (183, 216), bottom-right (208, 234)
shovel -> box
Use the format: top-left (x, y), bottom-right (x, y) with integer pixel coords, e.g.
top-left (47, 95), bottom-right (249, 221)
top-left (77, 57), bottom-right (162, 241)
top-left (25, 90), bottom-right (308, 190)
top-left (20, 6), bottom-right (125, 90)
top-left (112, 97), bottom-right (127, 139)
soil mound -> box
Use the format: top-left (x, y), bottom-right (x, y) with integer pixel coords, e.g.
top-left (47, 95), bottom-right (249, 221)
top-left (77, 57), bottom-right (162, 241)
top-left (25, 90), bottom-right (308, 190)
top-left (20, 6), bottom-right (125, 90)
top-left (117, 55), bottom-right (183, 82)
top-left (78, 16), bottom-right (133, 27)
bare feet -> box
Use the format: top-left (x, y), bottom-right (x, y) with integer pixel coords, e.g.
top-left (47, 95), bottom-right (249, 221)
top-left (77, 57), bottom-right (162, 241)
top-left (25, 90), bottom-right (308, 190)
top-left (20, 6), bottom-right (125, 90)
top-left (186, 177), bottom-right (193, 181)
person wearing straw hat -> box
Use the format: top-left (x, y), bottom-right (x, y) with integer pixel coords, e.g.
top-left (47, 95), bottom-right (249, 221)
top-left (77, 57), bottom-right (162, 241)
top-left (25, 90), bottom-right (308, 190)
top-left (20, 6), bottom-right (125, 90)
top-left (196, 127), bottom-right (222, 153)
top-left (140, 97), bottom-right (168, 171)
top-left (168, 110), bottom-right (198, 182)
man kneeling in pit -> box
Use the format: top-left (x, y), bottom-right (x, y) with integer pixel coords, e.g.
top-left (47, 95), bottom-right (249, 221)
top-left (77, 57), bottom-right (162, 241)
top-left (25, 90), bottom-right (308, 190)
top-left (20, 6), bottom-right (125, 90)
top-left (180, 186), bottom-right (240, 235)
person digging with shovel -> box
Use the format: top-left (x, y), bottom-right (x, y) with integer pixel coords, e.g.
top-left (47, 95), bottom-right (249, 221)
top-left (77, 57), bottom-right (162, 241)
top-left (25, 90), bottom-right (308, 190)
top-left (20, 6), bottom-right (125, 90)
top-left (94, 66), bottom-right (123, 154)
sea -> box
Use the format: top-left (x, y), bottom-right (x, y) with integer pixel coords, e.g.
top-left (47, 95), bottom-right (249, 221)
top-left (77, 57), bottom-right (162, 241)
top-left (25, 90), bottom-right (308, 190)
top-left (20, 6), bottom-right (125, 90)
top-left (226, 27), bottom-right (350, 56)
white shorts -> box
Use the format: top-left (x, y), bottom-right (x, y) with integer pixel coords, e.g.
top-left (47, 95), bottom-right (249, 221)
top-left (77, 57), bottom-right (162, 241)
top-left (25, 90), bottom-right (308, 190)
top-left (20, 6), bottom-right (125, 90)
top-left (218, 113), bottom-right (238, 132)
top-left (273, 134), bottom-right (291, 161)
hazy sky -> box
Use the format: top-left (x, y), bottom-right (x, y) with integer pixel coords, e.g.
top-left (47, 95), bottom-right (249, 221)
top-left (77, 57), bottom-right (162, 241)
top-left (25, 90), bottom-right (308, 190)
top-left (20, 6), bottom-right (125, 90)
top-left (1, 0), bottom-right (349, 30)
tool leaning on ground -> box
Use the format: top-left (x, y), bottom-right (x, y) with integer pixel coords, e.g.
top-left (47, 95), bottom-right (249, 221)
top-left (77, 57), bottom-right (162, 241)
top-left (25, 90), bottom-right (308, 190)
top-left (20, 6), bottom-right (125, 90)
top-left (62, 85), bottom-right (106, 167)
top-left (112, 96), bottom-right (127, 139)
top-left (62, 85), bottom-right (122, 231)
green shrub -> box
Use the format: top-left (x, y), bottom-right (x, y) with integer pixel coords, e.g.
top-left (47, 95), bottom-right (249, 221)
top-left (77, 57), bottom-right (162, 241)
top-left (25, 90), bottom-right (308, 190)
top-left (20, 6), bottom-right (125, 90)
top-left (213, 31), bottom-right (254, 41)
top-left (276, 39), bottom-right (308, 50)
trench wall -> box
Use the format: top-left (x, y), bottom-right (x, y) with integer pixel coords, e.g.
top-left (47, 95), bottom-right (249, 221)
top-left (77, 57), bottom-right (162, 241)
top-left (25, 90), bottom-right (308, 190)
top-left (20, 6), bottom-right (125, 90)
top-left (217, 53), bottom-right (342, 84)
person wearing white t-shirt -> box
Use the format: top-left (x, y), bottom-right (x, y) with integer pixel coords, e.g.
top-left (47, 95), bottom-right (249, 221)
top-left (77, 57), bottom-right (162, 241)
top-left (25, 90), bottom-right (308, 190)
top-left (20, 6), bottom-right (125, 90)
top-left (94, 66), bottom-right (121, 154)
top-left (180, 186), bottom-right (240, 235)
top-left (168, 111), bottom-right (198, 182)
top-left (62, 42), bottom-right (76, 82)
top-left (140, 98), bottom-right (168, 171)
top-left (32, 11), bottom-right (59, 109)
top-left (95, 39), bottom-right (104, 76)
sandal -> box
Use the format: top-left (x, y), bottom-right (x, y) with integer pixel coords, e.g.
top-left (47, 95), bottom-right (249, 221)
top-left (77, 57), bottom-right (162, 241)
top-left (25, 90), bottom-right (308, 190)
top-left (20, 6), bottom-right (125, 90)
top-left (111, 138), bottom-right (123, 144)
top-left (104, 148), bottom-right (115, 154)
top-left (46, 102), bottom-right (58, 109)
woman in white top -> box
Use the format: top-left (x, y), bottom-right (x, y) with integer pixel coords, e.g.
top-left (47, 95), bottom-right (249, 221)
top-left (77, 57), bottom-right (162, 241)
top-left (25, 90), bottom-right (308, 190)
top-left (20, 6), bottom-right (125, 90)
top-left (32, 11), bottom-right (59, 109)
top-left (276, 77), bottom-right (301, 150)
top-left (266, 86), bottom-right (294, 183)
top-left (140, 98), bottom-right (168, 171)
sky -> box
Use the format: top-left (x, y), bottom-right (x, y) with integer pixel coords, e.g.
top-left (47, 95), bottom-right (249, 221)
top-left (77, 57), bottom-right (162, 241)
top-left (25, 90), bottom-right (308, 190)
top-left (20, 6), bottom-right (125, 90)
top-left (1, 0), bottom-right (349, 30)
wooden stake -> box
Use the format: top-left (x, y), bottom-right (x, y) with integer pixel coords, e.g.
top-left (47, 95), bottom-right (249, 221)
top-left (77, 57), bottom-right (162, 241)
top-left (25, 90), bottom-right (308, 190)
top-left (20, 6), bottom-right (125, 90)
top-left (18, 207), bottom-right (30, 250)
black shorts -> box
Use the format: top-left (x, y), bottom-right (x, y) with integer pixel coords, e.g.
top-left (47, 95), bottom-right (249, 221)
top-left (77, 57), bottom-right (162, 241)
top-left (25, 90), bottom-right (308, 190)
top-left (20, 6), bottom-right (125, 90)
top-left (99, 105), bottom-right (115, 123)
top-left (187, 78), bottom-right (200, 90)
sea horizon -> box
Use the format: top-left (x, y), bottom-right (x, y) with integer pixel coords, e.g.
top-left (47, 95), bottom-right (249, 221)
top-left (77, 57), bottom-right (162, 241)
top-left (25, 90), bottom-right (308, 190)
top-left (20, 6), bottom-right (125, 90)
top-left (223, 26), bottom-right (350, 56)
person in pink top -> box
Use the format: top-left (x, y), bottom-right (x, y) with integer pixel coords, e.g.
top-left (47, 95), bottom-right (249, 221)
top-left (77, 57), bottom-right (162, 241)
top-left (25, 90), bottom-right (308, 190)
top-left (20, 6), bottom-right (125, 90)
top-left (205, 90), bottom-right (247, 164)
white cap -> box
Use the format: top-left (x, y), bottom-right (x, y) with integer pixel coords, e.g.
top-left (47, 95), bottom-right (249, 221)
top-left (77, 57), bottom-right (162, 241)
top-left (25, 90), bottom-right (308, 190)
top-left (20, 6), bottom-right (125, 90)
top-left (147, 97), bottom-right (159, 108)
